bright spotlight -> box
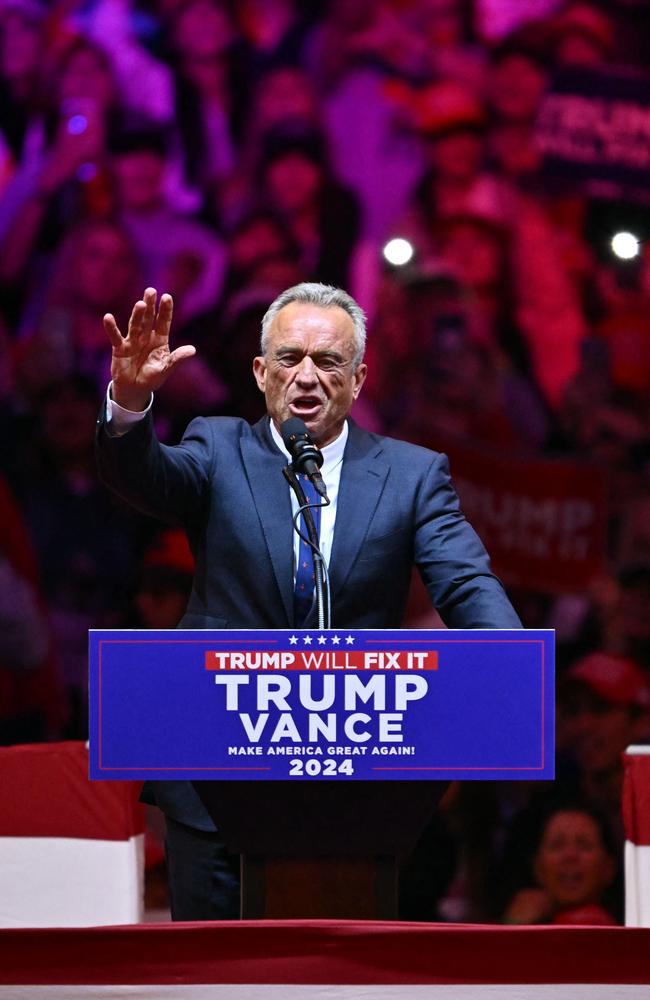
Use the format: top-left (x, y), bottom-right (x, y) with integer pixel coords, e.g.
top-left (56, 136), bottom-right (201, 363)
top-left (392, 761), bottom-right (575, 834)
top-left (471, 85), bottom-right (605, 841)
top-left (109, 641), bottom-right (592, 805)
top-left (611, 231), bottom-right (640, 260)
top-left (383, 237), bottom-right (414, 267)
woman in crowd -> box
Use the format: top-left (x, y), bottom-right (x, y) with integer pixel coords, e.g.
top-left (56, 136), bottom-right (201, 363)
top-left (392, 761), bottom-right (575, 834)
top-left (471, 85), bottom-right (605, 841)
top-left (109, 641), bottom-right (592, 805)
top-left (503, 804), bottom-right (619, 925)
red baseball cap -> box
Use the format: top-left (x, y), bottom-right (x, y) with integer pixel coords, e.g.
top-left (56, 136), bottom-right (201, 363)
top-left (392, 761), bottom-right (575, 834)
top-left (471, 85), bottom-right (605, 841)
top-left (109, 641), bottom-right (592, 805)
top-left (142, 529), bottom-right (195, 575)
top-left (565, 652), bottom-right (650, 709)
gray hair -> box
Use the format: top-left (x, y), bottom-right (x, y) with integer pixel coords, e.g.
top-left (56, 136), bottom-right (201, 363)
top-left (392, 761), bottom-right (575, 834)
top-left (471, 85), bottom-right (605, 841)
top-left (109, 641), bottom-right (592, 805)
top-left (260, 282), bottom-right (367, 368)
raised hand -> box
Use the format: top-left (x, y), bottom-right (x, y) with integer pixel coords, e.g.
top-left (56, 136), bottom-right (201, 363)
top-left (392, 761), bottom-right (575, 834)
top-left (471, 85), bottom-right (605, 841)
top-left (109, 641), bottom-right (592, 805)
top-left (103, 287), bottom-right (196, 411)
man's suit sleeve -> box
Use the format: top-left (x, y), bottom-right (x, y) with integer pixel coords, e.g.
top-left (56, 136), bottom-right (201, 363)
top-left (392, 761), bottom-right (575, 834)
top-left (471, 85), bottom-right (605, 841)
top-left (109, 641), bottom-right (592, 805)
top-left (414, 452), bottom-right (522, 629)
top-left (96, 403), bottom-right (214, 528)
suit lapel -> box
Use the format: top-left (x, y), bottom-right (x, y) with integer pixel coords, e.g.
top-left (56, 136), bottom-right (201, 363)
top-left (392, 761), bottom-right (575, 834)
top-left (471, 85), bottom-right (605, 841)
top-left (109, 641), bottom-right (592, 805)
top-left (327, 422), bottom-right (390, 607)
top-left (241, 419), bottom-right (294, 626)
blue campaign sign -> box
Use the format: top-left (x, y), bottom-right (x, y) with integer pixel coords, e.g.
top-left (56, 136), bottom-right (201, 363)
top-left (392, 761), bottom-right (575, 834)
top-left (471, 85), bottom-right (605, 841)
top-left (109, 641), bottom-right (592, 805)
top-left (89, 629), bottom-right (554, 781)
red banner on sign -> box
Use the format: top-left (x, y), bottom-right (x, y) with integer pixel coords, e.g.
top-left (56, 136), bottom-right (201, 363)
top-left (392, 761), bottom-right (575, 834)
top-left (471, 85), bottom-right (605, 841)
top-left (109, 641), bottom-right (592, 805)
top-left (205, 650), bottom-right (439, 671)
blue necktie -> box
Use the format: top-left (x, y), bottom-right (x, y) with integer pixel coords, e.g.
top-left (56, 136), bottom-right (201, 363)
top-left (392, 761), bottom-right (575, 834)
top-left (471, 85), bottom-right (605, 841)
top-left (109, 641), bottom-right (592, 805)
top-left (293, 474), bottom-right (322, 624)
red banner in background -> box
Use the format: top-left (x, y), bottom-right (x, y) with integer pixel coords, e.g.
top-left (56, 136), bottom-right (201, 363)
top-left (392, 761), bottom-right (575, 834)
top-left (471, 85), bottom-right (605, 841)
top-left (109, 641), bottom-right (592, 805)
top-left (444, 442), bottom-right (607, 594)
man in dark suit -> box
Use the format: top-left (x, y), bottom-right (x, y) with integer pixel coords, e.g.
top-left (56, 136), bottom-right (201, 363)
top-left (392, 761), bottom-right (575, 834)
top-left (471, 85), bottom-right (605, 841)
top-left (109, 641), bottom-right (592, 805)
top-left (98, 281), bottom-right (521, 920)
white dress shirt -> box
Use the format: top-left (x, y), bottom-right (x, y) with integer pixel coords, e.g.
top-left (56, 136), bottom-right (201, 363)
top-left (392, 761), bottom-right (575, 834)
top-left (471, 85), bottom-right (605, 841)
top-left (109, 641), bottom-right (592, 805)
top-left (269, 419), bottom-right (346, 573)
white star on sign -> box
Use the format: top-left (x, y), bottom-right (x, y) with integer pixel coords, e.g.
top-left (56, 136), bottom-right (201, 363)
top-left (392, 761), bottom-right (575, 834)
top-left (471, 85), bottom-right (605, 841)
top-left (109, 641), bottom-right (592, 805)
top-left (345, 635), bottom-right (355, 645)
top-left (317, 635), bottom-right (327, 645)
top-left (331, 635), bottom-right (341, 645)
top-left (288, 635), bottom-right (298, 645)
top-left (303, 635), bottom-right (313, 645)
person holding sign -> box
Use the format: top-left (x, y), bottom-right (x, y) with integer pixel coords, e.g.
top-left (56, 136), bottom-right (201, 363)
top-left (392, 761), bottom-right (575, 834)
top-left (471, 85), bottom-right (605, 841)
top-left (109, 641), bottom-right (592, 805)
top-left (97, 281), bottom-right (521, 920)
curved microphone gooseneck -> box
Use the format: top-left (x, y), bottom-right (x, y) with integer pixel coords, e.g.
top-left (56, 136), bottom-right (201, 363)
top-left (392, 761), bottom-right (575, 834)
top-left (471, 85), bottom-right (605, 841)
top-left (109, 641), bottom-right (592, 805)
top-left (281, 418), bottom-right (331, 629)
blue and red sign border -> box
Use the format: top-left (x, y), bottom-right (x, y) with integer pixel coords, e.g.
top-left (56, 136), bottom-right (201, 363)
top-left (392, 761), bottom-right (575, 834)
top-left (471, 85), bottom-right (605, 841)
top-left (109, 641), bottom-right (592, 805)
top-left (89, 628), bottom-right (554, 781)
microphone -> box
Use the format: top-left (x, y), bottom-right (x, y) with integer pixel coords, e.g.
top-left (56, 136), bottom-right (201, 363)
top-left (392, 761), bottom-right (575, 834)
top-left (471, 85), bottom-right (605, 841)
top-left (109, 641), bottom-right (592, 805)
top-left (280, 417), bottom-right (329, 501)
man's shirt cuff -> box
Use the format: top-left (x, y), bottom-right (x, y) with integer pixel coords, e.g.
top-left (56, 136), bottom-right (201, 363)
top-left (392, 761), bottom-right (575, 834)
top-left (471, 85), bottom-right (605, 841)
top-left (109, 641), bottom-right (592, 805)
top-left (106, 382), bottom-right (153, 436)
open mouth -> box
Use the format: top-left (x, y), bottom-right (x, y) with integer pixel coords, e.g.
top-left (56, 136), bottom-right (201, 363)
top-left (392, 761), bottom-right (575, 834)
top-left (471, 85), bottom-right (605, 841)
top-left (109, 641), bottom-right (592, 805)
top-left (289, 396), bottom-right (322, 417)
top-left (556, 872), bottom-right (586, 892)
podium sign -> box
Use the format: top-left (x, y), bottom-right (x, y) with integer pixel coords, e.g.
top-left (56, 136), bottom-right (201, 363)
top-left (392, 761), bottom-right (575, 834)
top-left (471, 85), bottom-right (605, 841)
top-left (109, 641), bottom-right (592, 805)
top-left (89, 629), bottom-right (554, 781)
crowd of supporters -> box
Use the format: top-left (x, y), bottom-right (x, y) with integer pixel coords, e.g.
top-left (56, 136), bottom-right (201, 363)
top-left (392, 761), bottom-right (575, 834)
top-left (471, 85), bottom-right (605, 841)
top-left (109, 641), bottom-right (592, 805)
top-left (1, 0), bottom-right (649, 923)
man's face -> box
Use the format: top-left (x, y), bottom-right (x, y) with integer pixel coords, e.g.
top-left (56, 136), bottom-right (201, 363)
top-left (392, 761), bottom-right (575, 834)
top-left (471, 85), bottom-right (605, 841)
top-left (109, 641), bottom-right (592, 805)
top-left (253, 302), bottom-right (366, 447)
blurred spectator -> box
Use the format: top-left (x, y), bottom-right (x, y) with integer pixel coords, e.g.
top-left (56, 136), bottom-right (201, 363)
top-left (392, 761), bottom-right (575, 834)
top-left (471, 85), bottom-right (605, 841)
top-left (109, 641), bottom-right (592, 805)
top-left (257, 127), bottom-right (360, 289)
top-left (557, 352), bottom-right (647, 523)
top-left (391, 76), bottom-right (585, 408)
top-left (316, 0), bottom-right (425, 89)
top-left (14, 217), bottom-right (142, 396)
top-left (598, 566), bottom-right (650, 668)
top-left (503, 804), bottom-right (619, 924)
top-left (162, 0), bottom-right (239, 194)
top-left (132, 528), bottom-right (194, 630)
top-left (397, 79), bottom-right (514, 234)
top-left (0, 473), bottom-right (64, 744)
top-left (485, 31), bottom-right (552, 184)
top-left (110, 124), bottom-right (227, 325)
top-left (72, 0), bottom-right (175, 125)
top-left (16, 374), bottom-right (145, 736)
top-left (319, 2), bottom-right (426, 242)
top-left (238, 63), bottom-right (320, 176)
top-left (0, 32), bottom-right (121, 294)
top-left (0, 0), bottom-right (45, 188)
top-left (403, 0), bottom-right (486, 92)
top-left (436, 212), bottom-right (529, 366)
top-left (551, 2), bottom-right (616, 69)
top-left (179, 209), bottom-right (305, 424)
top-left (475, 0), bottom-right (563, 44)
top-left (222, 209), bottom-right (300, 295)
top-left (368, 265), bottom-right (549, 452)
top-left (556, 650), bottom-right (650, 839)
top-left (234, 0), bottom-right (317, 75)
top-left (213, 63), bottom-right (323, 229)
top-left (593, 249), bottom-right (650, 397)
top-left (509, 196), bottom-right (585, 410)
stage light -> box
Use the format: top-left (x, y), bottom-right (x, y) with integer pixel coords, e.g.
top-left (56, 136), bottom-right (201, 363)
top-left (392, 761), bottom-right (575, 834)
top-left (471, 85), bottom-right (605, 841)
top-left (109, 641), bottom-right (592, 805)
top-left (66, 114), bottom-right (88, 136)
top-left (611, 231), bottom-right (640, 260)
top-left (383, 237), bottom-right (414, 267)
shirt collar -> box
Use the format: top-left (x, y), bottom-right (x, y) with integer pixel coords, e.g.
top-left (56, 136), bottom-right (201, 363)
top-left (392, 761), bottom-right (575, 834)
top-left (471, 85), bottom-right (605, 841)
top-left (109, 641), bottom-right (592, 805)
top-left (269, 418), bottom-right (348, 473)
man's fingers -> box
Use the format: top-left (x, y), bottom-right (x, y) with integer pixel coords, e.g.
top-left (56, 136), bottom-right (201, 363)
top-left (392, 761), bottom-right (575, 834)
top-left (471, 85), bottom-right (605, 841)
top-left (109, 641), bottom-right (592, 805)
top-left (127, 298), bottom-right (147, 336)
top-left (103, 313), bottom-right (124, 349)
top-left (169, 345), bottom-right (196, 367)
top-left (143, 287), bottom-right (157, 327)
top-left (156, 293), bottom-right (174, 341)
top-left (117, 289), bottom-right (174, 350)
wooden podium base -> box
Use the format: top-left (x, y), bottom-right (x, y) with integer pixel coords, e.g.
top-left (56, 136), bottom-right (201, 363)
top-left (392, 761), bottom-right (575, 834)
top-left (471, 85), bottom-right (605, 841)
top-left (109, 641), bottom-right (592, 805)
top-left (241, 856), bottom-right (396, 919)
top-left (195, 780), bottom-right (448, 919)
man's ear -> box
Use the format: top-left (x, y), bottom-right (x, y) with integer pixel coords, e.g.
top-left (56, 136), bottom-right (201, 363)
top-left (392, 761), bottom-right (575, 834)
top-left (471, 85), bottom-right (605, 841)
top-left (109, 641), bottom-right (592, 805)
top-left (352, 362), bottom-right (367, 399)
top-left (253, 356), bottom-right (267, 393)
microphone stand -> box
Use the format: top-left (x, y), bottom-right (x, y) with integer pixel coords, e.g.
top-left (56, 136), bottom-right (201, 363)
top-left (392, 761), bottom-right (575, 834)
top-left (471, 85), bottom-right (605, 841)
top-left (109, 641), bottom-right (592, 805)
top-left (283, 465), bottom-right (330, 629)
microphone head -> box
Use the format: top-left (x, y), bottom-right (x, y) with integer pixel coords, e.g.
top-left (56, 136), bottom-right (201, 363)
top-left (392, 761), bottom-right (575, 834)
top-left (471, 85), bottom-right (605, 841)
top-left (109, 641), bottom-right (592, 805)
top-left (280, 417), bottom-right (324, 470)
top-left (280, 416), bottom-right (309, 447)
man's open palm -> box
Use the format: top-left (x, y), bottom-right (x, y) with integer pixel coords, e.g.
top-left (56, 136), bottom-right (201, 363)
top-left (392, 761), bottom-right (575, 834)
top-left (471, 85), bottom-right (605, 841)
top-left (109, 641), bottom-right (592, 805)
top-left (103, 287), bottom-right (195, 411)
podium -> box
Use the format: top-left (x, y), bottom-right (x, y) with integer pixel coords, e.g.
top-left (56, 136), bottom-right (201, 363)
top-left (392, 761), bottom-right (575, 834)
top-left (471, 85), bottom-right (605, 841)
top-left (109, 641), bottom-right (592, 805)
top-left (89, 627), bottom-right (554, 919)
top-left (195, 780), bottom-right (448, 917)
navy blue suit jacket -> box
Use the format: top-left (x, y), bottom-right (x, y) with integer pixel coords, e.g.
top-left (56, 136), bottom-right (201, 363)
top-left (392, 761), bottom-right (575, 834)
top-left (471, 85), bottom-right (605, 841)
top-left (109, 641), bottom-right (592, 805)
top-left (97, 410), bottom-right (521, 828)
